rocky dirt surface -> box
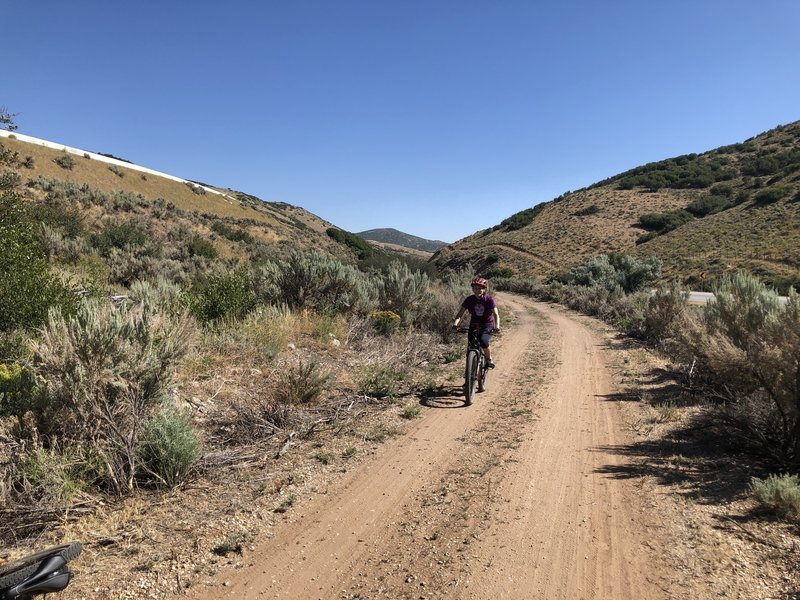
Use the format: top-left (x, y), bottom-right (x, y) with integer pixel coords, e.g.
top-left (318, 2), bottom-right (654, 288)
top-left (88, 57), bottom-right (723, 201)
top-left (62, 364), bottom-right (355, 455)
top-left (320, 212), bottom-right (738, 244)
top-left (8, 293), bottom-right (798, 599)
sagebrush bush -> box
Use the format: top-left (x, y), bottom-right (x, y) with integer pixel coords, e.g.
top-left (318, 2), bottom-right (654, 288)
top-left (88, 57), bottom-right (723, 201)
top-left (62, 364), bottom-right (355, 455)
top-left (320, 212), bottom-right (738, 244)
top-left (380, 260), bottom-right (431, 325)
top-left (277, 251), bottom-right (366, 315)
top-left (29, 298), bottom-right (195, 494)
top-left (54, 153), bottom-right (75, 170)
top-left (274, 359), bottom-right (332, 405)
top-left (137, 408), bottom-right (201, 487)
top-left (685, 273), bottom-right (800, 466)
top-left (642, 283), bottom-right (688, 343)
top-left (750, 474), bottom-right (800, 521)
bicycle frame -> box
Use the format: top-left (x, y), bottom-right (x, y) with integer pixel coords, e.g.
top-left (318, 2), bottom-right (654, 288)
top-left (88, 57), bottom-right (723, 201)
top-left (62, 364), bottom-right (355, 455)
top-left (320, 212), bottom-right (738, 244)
top-left (462, 329), bottom-right (487, 406)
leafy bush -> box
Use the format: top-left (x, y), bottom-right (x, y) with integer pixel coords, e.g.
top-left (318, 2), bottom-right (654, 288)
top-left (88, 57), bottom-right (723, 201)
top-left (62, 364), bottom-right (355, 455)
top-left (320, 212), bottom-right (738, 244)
top-left (638, 209), bottom-right (694, 234)
top-left (357, 364), bottom-right (403, 398)
top-left (137, 408), bottom-right (201, 487)
top-left (753, 186), bottom-right (791, 206)
top-left (210, 221), bottom-right (255, 244)
top-left (90, 221), bottom-right (148, 255)
top-left (750, 474), bottom-right (800, 521)
top-left (0, 191), bottom-right (78, 332)
top-left (189, 269), bottom-right (255, 323)
top-left (185, 234), bottom-right (218, 259)
top-left (686, 194), bottom-right (733, 217)
top-left (0, 363), bottom-right (36, 420)
top-left (326, 228), bottom-right (375, 259)
top-left (371, 310), bottom-right (401, 336)
top-left (108, 165), bottom-right (125, 178)
top-left (29, 298), bottom-right (194, 495)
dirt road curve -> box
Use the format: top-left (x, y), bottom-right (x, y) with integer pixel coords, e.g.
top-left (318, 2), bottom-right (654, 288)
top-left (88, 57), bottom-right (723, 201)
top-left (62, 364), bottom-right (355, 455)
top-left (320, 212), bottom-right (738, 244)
top-left (187, 293), bottom-right (671, 599)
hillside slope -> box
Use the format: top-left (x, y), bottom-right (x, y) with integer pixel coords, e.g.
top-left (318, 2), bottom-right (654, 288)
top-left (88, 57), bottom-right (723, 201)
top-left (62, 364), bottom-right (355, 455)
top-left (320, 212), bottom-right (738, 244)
top-left (0, 132), bottom-right (363, 280)
top-left (357, 228), bottom-right (447, 253)
top-left (432, 121), bottom-right (800, 289)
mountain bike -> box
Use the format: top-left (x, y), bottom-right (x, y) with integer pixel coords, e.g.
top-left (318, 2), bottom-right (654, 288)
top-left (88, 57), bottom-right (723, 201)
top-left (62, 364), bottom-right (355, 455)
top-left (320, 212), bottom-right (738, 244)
top-left (457, 327), bottom-right (492, 406)
top-left (0, 542), bottom-right (82, 599)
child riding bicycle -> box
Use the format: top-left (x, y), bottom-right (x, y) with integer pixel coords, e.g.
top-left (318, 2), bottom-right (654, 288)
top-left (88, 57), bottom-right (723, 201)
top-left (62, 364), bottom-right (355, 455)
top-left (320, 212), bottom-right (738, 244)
top-left (452, 277), bottom-right (501, 368)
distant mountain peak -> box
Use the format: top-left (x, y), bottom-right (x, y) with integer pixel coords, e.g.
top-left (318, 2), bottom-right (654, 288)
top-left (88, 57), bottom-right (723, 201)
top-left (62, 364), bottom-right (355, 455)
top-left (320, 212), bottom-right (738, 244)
top-left (356, 228), bottom-right (448, 253)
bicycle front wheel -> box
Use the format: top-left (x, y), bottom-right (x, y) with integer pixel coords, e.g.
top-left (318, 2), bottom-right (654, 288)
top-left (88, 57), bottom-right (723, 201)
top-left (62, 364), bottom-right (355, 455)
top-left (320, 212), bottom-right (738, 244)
top-left (464, 350), bottom-right (479, 406)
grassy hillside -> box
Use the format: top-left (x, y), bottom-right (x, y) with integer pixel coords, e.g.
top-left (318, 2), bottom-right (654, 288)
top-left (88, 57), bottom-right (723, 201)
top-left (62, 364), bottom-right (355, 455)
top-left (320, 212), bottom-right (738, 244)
top-left (0, 134), bottom-right (377, 288)
top-left (433, 121), bottom-right (800, 290)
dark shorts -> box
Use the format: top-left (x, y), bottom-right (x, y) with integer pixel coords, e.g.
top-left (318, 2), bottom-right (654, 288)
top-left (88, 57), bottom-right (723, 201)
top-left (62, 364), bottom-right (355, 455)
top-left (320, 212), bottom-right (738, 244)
top-left (470, 326), bottom-right (493, 349)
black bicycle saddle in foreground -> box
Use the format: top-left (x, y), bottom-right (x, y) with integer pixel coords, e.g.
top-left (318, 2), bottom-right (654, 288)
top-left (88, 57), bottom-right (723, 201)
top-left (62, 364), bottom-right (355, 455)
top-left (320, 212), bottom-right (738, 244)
top-left (0, 542), bottom-right (82, 599)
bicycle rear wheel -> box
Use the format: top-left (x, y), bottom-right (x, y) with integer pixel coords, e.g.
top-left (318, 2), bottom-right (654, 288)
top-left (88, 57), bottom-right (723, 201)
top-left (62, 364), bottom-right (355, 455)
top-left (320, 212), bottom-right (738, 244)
top-left (0, 542), bottom-right (82, 592)
top-left (464, 350), bottom-right (479, 406)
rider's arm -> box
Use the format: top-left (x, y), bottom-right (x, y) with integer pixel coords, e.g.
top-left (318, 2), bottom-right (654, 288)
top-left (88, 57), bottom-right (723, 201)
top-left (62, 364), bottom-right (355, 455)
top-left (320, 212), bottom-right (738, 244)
top-left (493, 306), bottom-right (501, 331)
top-left (453, 305), bottom-right (467, 328)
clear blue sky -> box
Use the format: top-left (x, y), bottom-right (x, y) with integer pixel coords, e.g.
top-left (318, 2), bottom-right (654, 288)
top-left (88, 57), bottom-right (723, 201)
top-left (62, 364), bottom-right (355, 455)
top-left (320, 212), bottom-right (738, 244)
top-left (5, 1), bottom-right (799, 242)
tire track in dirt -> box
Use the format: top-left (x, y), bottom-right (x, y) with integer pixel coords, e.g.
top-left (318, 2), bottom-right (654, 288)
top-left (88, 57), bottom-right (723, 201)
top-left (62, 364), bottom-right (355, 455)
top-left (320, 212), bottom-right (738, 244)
top-left (183, 294), bottom-right (671, 599)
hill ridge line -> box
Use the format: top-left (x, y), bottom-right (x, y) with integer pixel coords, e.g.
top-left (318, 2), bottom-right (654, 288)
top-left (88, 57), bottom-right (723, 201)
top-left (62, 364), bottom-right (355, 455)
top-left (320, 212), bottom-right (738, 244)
top-left (0, 130), bottom-right (235, 202)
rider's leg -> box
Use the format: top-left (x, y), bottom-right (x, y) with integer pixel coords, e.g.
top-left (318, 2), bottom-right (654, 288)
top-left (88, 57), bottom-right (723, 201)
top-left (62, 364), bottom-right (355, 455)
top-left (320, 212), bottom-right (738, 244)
top-left (481, 330), bottom-right (495, 368)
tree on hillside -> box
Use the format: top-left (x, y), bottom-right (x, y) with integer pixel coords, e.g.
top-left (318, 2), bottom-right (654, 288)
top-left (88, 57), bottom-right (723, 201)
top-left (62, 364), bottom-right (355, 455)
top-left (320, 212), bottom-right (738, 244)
top-left (1, 106), bottom-right (18, 132)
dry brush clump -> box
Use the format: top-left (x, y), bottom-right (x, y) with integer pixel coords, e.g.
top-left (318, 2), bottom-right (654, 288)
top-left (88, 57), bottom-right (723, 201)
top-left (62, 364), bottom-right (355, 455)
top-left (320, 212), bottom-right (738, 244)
top-left (26, 297), bottom-right (198, 496)
top-left (679, 273), bottom-right (800, 469)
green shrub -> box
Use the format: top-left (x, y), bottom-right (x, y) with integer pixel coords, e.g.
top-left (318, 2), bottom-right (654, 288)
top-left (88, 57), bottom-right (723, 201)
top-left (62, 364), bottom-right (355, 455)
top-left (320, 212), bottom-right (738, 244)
top-left (326, 228), bottom-right (375, 259)
top-left (53, 153), bottom-right (75, 170)
top-left (189, 269), bottom-right (255, 323)
top-left (185, 234), bottom-right (218, 259)
top-left (573, 204), bottom-right (600, 217)
top-left (0, 191), bottom-right (78, 332)
top-left (0, 170), bottom-right (21, 190)
top-left (753, 186), bottom-right (791, 205)
top-left (371, 310), bottom-right (401, 336)
top-left (138, 408), bottom-right (201, 487)
top-left (750, 474), bottom-right (800, 521)
top-left (0, 362), bottom-right (36, 420)
top-left (686, 273), bottom-right (800, 467)
top-left (686, 194), bottom-right (733, 217)
top-left (108, 165), bottom-right (125, 178)
top-left (210, 221), bottom-right (255, 244)
top-left (18, 444), bottom-right (98, 505)
top-left (357, 365), bottom-right (403, 398)
top-left (556, 253), bottom-right (661, 294)
top-left (642, 283), bottom-right (688, 343)
top-left (638, 209), bottom-right (694, 233)
top-left (90, 221), bottom-right (148, 255)
top-left (484, 266), bottom-right (514, 279)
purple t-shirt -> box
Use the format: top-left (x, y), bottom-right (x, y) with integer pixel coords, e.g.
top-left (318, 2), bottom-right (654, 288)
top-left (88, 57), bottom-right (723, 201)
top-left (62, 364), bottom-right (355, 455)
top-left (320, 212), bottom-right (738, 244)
top-left (462, 294), bottom-right (496, 329)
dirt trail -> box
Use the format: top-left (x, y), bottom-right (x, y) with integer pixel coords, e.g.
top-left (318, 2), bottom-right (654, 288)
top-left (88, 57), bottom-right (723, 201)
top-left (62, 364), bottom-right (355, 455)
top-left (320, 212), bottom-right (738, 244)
top-left (185, 294), bottom-right (671, 599)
